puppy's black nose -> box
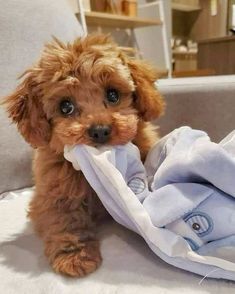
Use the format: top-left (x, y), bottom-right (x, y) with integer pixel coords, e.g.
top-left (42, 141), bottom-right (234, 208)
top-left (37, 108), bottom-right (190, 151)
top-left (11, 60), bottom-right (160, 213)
top-left (88, 125), bottom-right (112, 144)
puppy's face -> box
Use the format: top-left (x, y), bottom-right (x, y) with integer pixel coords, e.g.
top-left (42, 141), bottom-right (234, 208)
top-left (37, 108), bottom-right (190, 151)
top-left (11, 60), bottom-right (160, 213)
top-left (4, 35), bottom-right (164, 153)
top-left (45, 49), bottom-right (138, 151)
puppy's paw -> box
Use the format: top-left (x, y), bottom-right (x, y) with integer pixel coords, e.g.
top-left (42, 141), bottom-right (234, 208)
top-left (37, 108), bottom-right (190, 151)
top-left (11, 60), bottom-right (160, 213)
top-left (45, 233), bottom-right (102, 277)
top-left (51, 240), bottom-right (102, 277)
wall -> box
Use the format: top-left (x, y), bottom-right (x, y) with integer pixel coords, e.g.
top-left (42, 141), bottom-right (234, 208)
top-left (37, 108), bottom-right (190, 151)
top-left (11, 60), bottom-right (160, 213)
top-left (189, 0), bottom-right (228, 41)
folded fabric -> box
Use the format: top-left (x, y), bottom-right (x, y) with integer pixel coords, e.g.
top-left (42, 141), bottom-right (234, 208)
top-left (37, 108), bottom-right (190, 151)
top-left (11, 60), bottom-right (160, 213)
top-left (64, 127), bottom-right (235, 281)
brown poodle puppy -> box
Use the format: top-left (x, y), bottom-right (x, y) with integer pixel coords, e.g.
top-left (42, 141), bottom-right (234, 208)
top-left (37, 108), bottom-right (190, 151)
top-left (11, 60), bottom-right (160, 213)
top-left (4, 34), bottom-right (165, 277)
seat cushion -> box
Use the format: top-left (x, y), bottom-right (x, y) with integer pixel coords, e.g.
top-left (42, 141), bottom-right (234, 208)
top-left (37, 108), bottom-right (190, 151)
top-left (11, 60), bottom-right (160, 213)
top-left (0, 188), bottom-right (234, 293)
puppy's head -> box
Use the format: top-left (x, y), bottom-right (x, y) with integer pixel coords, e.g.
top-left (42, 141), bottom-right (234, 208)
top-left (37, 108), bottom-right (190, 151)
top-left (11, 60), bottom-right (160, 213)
top-left (4, 34), bottom-right (164, 152)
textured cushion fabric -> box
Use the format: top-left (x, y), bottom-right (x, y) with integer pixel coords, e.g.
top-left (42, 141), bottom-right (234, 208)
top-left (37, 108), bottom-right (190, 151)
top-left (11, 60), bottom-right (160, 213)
top-left (0, 0), bottom-right (83, 194)
top-left (1, 189), bottom-right (235, 293)
top-left (157, 76), bottom-right (235, 143)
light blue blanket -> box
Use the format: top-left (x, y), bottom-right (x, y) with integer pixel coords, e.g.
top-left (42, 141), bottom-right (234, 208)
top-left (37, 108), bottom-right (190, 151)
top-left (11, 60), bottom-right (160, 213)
top-left (64, 127), bottom-right (235, 281)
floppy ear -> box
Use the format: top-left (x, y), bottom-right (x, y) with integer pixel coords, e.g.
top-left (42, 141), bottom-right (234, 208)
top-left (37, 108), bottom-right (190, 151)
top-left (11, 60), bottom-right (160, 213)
top-left (127, 59), bottom-right (165, 121)
top-left (3, 73), bottom-right (51, 148)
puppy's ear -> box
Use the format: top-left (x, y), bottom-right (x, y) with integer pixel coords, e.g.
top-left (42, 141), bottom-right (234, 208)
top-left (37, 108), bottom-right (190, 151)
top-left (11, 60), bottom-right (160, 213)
top-left (127, 59), bottom-right (165, 121)
top-left (3, 73), bottom-right (51, 148)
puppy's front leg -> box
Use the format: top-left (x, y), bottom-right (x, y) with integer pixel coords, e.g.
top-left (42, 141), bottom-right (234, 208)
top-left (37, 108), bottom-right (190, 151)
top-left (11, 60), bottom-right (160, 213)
top-left (44, 208), bottom-right (102, 277)
top-left (29, 169), bottom-right (102, 277)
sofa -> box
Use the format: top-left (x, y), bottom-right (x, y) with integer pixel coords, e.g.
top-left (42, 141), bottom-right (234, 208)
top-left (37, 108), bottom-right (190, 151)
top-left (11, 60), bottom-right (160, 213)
top-left (1, 0), bottom-right (235, 293)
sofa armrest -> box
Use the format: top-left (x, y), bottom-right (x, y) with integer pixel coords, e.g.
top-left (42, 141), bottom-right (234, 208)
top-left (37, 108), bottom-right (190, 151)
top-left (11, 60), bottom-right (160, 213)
top-left (157, 75), bottom-right (235, 142)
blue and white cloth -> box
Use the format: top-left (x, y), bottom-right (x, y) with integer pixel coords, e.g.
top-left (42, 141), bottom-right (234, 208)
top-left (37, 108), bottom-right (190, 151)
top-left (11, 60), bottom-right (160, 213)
top-left (64, 127), bottom-right (235, 281)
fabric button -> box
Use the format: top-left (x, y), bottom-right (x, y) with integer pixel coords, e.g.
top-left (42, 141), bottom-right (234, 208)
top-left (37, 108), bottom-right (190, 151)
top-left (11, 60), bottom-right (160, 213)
top-left (128, 177), bottom-right (146, 194)
top-left (192, 223), bottom-right (201, 231)
top-left (184, 211), bottom-right (213, 237)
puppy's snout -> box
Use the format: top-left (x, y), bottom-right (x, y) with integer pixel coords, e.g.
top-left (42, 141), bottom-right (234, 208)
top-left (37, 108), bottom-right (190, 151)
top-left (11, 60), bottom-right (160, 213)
top-left (88, 125), bottom-right (112, 144)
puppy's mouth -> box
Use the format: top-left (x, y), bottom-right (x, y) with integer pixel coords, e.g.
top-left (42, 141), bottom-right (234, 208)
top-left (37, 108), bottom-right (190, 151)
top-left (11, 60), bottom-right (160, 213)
top-left (54, 113), bottom-right (138, 149)
top-left (86, 125), bottom-right (137, 147)
top-left (86, 114), bottom-right (138, 147)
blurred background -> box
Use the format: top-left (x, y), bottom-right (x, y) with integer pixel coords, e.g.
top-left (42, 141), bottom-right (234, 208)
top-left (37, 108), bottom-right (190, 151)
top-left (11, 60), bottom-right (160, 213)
top-left (68, 0), bottom-right (235, 79)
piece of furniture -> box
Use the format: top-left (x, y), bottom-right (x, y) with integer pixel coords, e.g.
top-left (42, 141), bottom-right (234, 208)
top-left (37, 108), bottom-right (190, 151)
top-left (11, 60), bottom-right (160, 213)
top-left (1, 76), bottom-right (235, 293)
top-left (198, 36), bottom-right (235, 75)
top-left (76, 10), bottom-right (162, 29)
top-left (157, 75), bottom-right (235, 142)
top-left (172, 0), bottom-right (201, 12)
top-left (173, 51), bottom-right (197, 72)
top-left (76, 0), bottom-right (171, 77)
top-left (172, 68), bottom-right (216, 78)
top-left (172, 0), bottom-right (230, 78)
top-left (171, 0), bottom-right (202, 78)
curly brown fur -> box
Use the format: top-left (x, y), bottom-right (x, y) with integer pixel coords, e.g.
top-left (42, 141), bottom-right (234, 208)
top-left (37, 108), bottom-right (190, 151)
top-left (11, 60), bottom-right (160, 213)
top-left (3, 34), bottom-right (165, 277)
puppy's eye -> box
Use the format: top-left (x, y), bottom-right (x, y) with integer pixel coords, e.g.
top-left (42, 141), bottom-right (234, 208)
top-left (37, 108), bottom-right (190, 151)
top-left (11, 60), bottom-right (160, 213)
top-left (106, 88), bottom-right (120, 105)
top-left (59, 99), bottom-right (75, 115)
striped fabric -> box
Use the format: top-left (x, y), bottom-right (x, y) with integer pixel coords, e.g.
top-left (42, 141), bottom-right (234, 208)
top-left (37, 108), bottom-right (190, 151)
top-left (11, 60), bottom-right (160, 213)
top-left (128, 178), bottom-right (146, 195)
top-left (184, 212), bottom-right (212, 236)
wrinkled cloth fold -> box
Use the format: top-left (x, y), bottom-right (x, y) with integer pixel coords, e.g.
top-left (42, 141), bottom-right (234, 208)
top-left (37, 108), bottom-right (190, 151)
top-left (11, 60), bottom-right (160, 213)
top-left (64, 127), bottom-right (235, 281)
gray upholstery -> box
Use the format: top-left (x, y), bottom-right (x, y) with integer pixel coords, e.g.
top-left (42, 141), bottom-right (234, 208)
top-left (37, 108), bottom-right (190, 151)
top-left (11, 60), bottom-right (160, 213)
top-left (158, 76), bottom-right (235, 143)
top-left (0, 0), bottom-right (83, 194)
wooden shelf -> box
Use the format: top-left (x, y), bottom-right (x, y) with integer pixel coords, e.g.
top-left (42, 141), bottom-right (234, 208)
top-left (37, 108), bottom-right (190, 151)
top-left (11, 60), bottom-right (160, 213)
top-left (172, 3), bottom-right (201, 12)
top-left (172, 50), bottom-right (197, 55)
top-left (157, 69), bottom-right (168, 78)
top-left (173, 69), bottom-right (215, 78)
top-left (198, 35), bottom-right (235, 44)
top-left (76, 11), bottom-right (162, 29)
